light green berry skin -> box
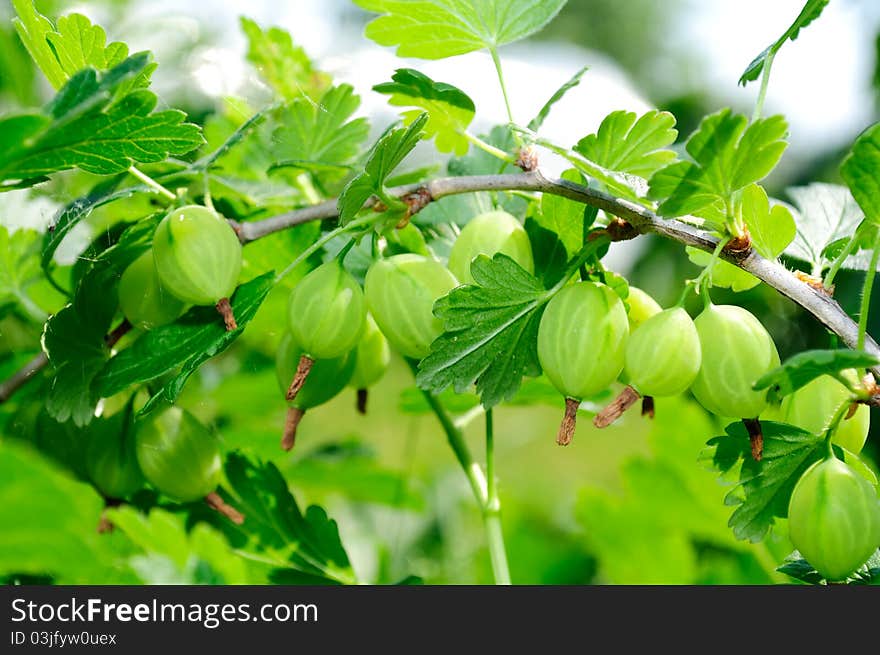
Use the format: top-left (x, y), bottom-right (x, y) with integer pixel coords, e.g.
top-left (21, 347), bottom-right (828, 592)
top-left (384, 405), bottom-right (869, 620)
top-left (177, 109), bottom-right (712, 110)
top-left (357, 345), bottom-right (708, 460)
top-left (538, 282), bottom-right (629, 399)
top-left (134, 407), bottom-right (222, 503)
top-left (781, 373), bottom-right (870, 454)
top-left (276, 332), bottom-right (355, 410)
top-left (118, 251), bottom-right (186, 330)
top-left (448, 210), bottom-right (534, 284)
top-left (624, 308), bottom-right (701, 397)
top-left (86, 421), bottom-right (144, 499)
top-left (288, 260), bottom-right (366, 360)
top-left (349, 314), bottom-right (390, 389)
top-left (365, 254), bottom-right (458, 360)
top-left (690, 304), bottom-right (779, 419)
top-left (788, 457), bottom-right (880, 581)
top-left (626, 287), bottom-right (663, 331)
top-left (153, 205), bottom-right (242, 306)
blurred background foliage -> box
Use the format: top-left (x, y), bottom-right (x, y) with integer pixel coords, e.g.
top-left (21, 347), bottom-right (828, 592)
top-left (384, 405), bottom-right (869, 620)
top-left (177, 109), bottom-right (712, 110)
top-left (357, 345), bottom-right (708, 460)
top-left (1, 0), bottom-right (879, 585)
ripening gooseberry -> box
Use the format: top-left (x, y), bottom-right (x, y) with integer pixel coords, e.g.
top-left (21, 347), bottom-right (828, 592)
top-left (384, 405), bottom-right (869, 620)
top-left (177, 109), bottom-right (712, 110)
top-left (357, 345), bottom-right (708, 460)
top-left (448, 210), bottom-right (534, 284)
top-left (118, 250), bottom-right (186, 331)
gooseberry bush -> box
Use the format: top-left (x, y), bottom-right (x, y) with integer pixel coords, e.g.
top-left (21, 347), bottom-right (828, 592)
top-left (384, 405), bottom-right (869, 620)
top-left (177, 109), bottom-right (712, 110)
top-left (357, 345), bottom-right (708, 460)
top-left (2, 0), bottom-right (880, 586)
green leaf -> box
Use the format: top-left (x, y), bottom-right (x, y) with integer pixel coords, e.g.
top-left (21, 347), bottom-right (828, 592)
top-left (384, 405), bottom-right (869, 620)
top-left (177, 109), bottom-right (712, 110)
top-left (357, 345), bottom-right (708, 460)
top-left (535, 168), bottom-right (591, 258)
top-left (779, 548), bottom-right (880, 585)
top-left (46, 13), bottom-right (129, 80)
top-left (753, 349), bottom-right (878, 402)
top-left (42, 217), bottom-right (157, 425)
top-left (739, 0), bottom-right (829, 86)
top-left (528, 66), bottom-right (588, 132)
top-left (374, 68), bottom-right (475, 155)
top-left (0, 225), bottom-right (44, 320)
top-left (0, 56), bottom-right (204, 183)
top-left (417, 253), bottom-right (550, 408)
top-left (648, 109), bottom-right (788, 217)
top-left (355, 0), bottom-right (568, 59)
top-left (93, 273), bottom-right (275, 413)
top-left (708, 421), bottom-right (824, 542)
top-left (11, 0), bottom-right (67, 89)
top-left (240, 17), bottom-right (329, 101)
top-left (107, 507), bottom-right (252, 584)
top-left (687, 184), bottom-right (795, 292)
top-left (0, 439), bottom-right (125, 583)
top-left (575, 109), bottom-right (678, 180)
top-left (783, 183), bottom-right (863, 273)
top-left (41, 183), bottom-right (145, 271)
top-left (13, 0), bottom-right (134, 90)
top-left (271, 84), bottom-right (369, 182)
top-left (337, 112), bottom-right (428, 225)
top-left (841, 122), bottom-right (880, 224)
top-left (221, 452), bottom-right (355, 585)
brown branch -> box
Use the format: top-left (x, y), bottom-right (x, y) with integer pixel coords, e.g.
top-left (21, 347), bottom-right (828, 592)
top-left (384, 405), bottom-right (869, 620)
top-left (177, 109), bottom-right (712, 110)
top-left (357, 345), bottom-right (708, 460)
top-left (234, 170), bottom-right (880, 378)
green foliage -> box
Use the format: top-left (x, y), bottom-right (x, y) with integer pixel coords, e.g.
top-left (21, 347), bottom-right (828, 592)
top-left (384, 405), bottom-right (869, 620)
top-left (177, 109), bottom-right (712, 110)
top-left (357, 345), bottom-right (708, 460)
top-left (221, 452), bottom-right (355, 585)
top-left (841, 122), bottom-right (880, 224)
top-left (573, 109), bottom-right (677, 196)
top-left (528, 66), bottom-right (588, 132)
top-left (374, 68), bottom-right (475, 155)
top-left (271, 84), bottom-right (370, 183)
top-left (779, 549), bottom-right (880, 585)
top-left (753, 349), bottom-right (878, 402)
top-left (0, 55), bottom-right (203, 186)
top-left (417, 254), bottom-right (549, 408)
top-left (687, 184), bottom-right (795, 291)
top-left (94, 273), bottom-right (274, 416)
top-left (337, 112), bottom-right (428, 225)
top-left (240, 17), bottom-right (329, 101)
top-left (649, 109), bottom-right (788, 218)
top-left (783, 183), bottom-right (864, 274)
top-left (0, 440), bottom-right (126, 583)
top-left (355, 0), bottom-right (568, 59)
top-left (704, 421), bottom-right (824, 542)
top-left (107, 507), bottom-right (251, 584)
top-left (0, 225), bottom-right (43, 320)
top-left (739, 0), bottom-right (830, 86)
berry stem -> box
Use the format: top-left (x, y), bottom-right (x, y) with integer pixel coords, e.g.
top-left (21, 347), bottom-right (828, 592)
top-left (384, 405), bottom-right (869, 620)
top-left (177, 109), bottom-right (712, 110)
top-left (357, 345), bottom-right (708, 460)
top-left (593, 385), bottom-right (641, 428)
top-left (641, 395), bottom-right (655, 419)
top-left (204, 491), bottom-right (245, 525)
top-left (215, 298), bottom-right (237, 331)
top-left (127, 165), bottom-right (176, 201)
top-left (742, 418), bottom-right (764, 461)
top-left (558, 397), bottom-right (580, 446)
top-left (285, 355), bottom-right (314, 402)
top-left (281, 407), bottom-right (305, 451)
top-left (356, 388), bottom-right (368, 414)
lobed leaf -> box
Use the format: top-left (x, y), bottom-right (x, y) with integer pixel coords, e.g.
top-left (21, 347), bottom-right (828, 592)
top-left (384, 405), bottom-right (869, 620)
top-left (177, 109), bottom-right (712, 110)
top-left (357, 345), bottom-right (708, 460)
top-left (271, 84), bottom-right (370, 182)
top-left (417, 253), bottom-right (550, 408)
top-left (648, 109), bottom-right (787, 217)
top-left (374, 68), bottom-right (475, 155)
top-left (355, 0), bottom-right (568, 59)
top-left (0, 56), bottom-right (203, 184)
top-left (337, 112), bottom-right (428, 225)
top-left (753, 348), bottom-right (879, 402)
top-left (707, 421), bottom-right (824, 543)
top-left (221, 452), bottom-right (355, 585)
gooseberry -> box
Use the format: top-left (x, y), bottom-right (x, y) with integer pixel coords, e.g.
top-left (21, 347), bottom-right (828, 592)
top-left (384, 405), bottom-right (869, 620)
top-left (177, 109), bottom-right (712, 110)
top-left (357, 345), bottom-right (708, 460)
top-left (348, 314), bottom-right (390, 414)
top-left (276, 331), bottom-right (356, 450)
top-left (448, 210), bottom-right (534, 284)
top-left (537, 281), bottom-right (629, 445)
top-left (626, 286), bottom-right (662, 331)
top-left (788, 456), bottom-right (880, 581)
top-left (364, 254), bottom-right (458, 360)
top-left (153, 204), bottom-right (242, 331)
top-left (118, 250), bottom-right (186, 331)
top-left (86, 413), bottom-right (144, 499)
top-left (624, 308), bottom-right (701, 397)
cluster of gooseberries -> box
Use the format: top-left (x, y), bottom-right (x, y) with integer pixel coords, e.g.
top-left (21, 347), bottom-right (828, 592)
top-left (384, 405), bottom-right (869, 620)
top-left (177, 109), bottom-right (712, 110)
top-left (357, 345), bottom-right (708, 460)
top-left (104, 203), bottom-right (880, 579)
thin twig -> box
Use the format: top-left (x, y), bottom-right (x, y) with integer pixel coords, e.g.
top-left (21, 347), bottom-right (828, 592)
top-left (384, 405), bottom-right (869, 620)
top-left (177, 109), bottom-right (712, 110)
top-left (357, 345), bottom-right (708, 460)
top-left (236, 170), bottom-right (880, 376)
